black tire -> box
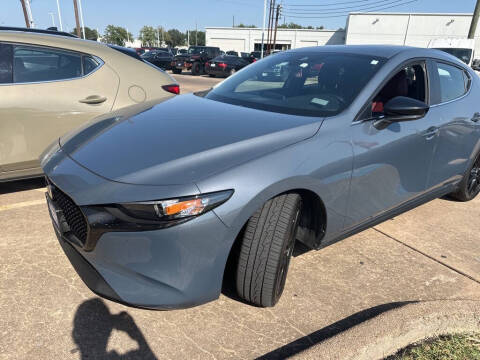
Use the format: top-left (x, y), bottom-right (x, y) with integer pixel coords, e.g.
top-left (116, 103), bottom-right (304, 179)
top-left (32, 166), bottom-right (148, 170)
top-left (450, 152), bottom-right (480, 201)
top-left (172, 68), bottom-right (182, 74)
top-left (235, 193), bottom-right (302, 307)
top-left (209, 74), bottom-right (216, 77)
top-left (191, 62), bottom-right (201, 75)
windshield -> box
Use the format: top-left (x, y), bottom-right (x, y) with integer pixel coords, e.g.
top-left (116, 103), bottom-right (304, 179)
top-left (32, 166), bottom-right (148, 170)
top-left (435, 48), bottom-right (473, 64)
top-left (188, 46), bottom-right (205, 54)
top-left (203, 52), bottom-right (387, 117)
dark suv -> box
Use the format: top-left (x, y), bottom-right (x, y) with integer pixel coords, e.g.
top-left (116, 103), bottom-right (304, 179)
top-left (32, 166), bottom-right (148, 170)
top-left (171, 46), bottom-right (221, 75)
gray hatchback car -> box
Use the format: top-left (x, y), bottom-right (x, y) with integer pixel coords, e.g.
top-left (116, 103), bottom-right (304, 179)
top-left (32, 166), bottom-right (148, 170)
top-left (42, 45), bottom-right (480, 309)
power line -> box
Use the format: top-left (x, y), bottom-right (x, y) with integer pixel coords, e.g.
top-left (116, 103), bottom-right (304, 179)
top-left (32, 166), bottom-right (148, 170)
top-left (283, 0), bottom-right (418, 18)
top-left (285, 0), bottom-right (380, 6)
top-left (283, 0), bottom-right (413, 13)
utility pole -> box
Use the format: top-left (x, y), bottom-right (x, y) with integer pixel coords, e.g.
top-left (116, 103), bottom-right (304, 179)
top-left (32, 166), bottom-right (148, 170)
top-left (126, 27), bottom-right (130, 43)
top-left (469, 0), bottom-right (480, 39)
top-left (261, 0), bottom-right (267, 58)
top-left (272, 4), bottom-right (281, 52)
top-left (56, 0), bottom-right (63, 31)
top-left (266, 0), bottom-right (275, 53)
top-left (73, 0), bottom-right (81, 37)
top-left (20, 0), bottom-right (30, 28)
top-left (25, 0), bottom-right (35, 28)
top-left (195, 22), bottom-right (198, 46)
top-left (78, 0), bottom-right (86, 39)
top-left (187, 30), bottom-right (189, 46)
top-left (233, 15), bottom-right (235, 28)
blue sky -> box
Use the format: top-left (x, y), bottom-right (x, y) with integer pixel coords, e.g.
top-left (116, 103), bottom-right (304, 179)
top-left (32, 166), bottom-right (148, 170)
top-left (1, 0), bottom-right (478, 37)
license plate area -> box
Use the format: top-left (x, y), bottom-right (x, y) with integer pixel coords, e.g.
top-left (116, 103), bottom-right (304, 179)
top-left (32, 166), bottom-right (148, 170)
top-left (210, 63), bottom-right (216, 67)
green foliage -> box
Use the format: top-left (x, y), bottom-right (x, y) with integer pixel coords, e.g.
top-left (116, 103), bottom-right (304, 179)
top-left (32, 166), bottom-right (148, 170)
top-left (70, 26), bottom-right (98, 40)
top-left (138, 26), bottom-right (157, 47)
top-left (102, 25), bottom-right (132, 46)
top-left (166, 29), bottom-right (185, 47)
top-left (278, 22), bottom-right (318, 29)
top-left (235, 24), bottom-right (257, 28)
top-left (187, 30), bottom-right (205, 46)
top-left (387, 333), bottom-right (480, 360)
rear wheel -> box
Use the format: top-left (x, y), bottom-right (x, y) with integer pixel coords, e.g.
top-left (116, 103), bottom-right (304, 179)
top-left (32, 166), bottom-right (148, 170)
top-left (235, 193), bottom-right (302, 307)
top-left (172, 68), bottom-right (182, 74)
top-left (451, 152), bottom-right (480, 201)
top-left (191, 62), bottom-right (202, 75)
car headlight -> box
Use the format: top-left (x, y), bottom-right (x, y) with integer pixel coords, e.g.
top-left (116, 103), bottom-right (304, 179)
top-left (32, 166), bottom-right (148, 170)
top-left (117, 190), bottom-right (233, 222)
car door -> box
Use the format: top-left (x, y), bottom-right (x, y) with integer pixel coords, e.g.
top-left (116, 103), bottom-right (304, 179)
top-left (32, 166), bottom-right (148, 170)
top-left (345, 60), bottom-right (437, 227)
top-left (425, 60), bottom-right (479, 190)
top-left (0, 42), bottom-right (119, 174)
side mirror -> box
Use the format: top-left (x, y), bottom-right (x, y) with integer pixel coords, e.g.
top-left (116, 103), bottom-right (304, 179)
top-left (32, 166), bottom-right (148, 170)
top-left (373, 96), bottom-right (429, 129)
top-left (472, 59), bottom-right (480, 71)
top-left (384, 96), bottom-right (429, 120)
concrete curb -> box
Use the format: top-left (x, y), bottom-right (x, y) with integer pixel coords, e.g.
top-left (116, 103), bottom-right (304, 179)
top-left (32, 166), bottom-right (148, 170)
top-left (293, 300), bottom-right (480, 360)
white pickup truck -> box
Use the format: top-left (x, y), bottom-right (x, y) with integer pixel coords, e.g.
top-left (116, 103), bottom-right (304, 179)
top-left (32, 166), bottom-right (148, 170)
top-left (428, 38), bottom-right (480, 74)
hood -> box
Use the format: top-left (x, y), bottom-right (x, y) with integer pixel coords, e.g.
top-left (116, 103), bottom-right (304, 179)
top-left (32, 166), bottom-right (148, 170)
top-left (60, 94), bottom-right (322, 186)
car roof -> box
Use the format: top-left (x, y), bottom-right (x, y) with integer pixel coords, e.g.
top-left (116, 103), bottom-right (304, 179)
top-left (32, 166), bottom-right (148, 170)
top-left (0, 26), bottom-right (77, 38)
top-left (290, 45), bottom-right (413, 59)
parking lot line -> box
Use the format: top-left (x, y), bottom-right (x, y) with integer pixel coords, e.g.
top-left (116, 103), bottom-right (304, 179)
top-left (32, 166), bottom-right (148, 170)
top-left (0, 199), bottom-right (46, 212)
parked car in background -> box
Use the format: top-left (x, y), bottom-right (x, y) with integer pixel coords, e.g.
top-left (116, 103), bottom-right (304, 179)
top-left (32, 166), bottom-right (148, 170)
top-left (171, 45), bottom-right (221, 75)
top-left (226, 50), bottom-right (239, 56)
top-left (141, 50), bottom-right (174, 70)
top-left (178, 48), bottom-right (187, 55)
top-left (42, 45), bottom-right (480, 310)
top-left (0, 27), bottom-right (179, 182)
top-left (241, 51), bottom-right (260, 64)
top-left (135, 47), bottom-right (145, 56)
top-left (205, 54), bottom-right (249, 77)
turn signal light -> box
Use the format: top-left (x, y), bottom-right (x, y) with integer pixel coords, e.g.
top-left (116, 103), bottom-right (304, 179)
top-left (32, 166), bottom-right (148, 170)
top-left (162, 84), bottom-right (180, 95)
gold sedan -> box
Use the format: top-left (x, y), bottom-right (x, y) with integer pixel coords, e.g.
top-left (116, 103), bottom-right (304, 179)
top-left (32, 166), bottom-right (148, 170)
top-left (0, 29), bottom-right (179, 181)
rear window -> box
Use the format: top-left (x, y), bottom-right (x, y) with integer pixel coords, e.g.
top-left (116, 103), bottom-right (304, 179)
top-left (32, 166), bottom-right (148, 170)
top-left (435, 48), bottom-right (472, 65)
top-left (203, 52), bottom-right (387, 117)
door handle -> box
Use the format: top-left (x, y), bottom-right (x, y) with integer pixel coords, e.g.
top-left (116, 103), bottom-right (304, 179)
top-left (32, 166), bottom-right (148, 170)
top-left (79, 95), bottom-right (107, 104)
top-left (471, 112), bottom-right (480, 123)
top-left (423, 126), bottom-right (439, 139)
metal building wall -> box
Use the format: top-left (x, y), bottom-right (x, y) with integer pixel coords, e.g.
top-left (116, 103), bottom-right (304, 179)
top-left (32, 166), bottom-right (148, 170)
top-left (346, 12), bottom-right (480, 54)
top-left (205, 27), bottom-right (345, 53)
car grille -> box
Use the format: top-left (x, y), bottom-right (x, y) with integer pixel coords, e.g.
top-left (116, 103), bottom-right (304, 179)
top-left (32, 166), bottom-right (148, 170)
top-left (51, 185), bottom-right (88, 245)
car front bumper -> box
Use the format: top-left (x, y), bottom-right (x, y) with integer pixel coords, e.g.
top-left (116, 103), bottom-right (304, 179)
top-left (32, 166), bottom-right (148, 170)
top-left (43, 148), bottom-right (234, 310)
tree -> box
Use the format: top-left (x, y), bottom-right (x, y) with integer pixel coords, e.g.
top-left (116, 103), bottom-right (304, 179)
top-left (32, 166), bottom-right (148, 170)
top-left (166, 29), bottom-right (185, 47)
top-left (278, 22), bottom-right (318, 30)
top-left (70, 26), bottom-right (98, 40)
top-left (138, 26), bottom-right (157, 47)
top-left (235, 24), bottom-right (257, 28)
top-left (102, 25), bottom-right (132, 46)
top-left (186, 30), bottom-right (205, 46)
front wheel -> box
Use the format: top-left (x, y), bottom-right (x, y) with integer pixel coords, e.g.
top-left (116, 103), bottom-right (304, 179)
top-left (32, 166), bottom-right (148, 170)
top-left (451, 152), bottom-right (480, 201)
top-left (191, 62), bottom-right (202, 75)
top-left (235, 193), bottom-right (302, 307)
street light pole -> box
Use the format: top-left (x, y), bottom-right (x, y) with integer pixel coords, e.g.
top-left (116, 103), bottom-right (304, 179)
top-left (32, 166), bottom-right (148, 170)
top-left (73, 0), bottom-right (81, 37)
top-left (78, 0), bottom-right (86, 39)
top-left (25, 0), bottom-right (35, 28)
top-left (56, 0), bottom-right (63, 31)
top-left (261, 0), bottom-right (267, 58)
top-left (49, 12), bottom-right (56, 27)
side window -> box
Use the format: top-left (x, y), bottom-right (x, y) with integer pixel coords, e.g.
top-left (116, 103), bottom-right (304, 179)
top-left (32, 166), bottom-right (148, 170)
top-left (369, 63), bottom-right (426, 117)
top-left (0, 43), bottom-right (13, 84)
top-left (13, 45), bottom-right (82, 83)
top-left (83, 56), bottom-right (100, 75)
top-left (435, 62), bottom-right (469, 103)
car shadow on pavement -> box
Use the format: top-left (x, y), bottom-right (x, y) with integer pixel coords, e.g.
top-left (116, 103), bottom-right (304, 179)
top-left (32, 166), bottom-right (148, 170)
top-left (0, 177), bottom-right (45, 195)
top-left (255, 301), bottom-right (417, 360)
top-left (72, 298), bottom-right (157, 360)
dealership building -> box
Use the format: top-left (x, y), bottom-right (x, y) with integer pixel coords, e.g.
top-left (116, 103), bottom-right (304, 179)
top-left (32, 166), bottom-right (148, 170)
top-left (205, 27), bottom-right (345, 53)
top-left (206, 12), bottom-right (480, 54)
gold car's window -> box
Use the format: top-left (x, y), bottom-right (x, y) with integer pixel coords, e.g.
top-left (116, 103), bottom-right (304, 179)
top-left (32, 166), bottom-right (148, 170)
top-left (0, 43), bottom-right (12, 84)
top-left (83, 56), bottom-right (100, 75)
top-left (13, 45), bottom-right (82, 83)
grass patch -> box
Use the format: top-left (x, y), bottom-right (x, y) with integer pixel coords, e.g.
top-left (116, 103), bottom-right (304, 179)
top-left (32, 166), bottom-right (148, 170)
top-left (386, 333), bottom-right (480, 360)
